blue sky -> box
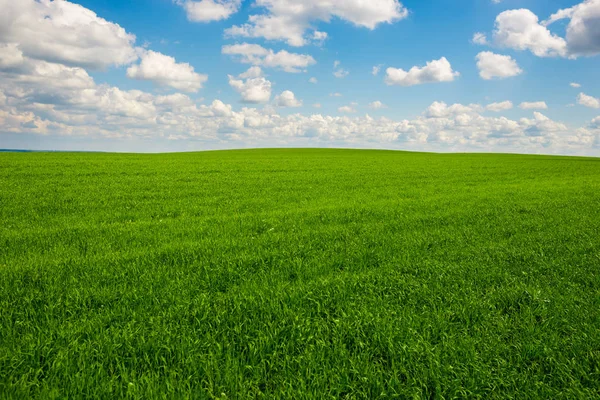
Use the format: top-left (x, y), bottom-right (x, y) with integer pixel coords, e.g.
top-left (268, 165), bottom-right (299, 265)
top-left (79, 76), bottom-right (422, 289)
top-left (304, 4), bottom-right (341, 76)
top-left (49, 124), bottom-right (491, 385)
top-left (0, 0), bottom-right (599, 154)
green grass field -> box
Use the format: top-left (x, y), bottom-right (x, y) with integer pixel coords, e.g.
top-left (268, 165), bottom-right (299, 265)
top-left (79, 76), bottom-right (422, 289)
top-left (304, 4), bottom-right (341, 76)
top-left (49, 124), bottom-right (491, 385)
top-left (1, 149), bottom-right (599, 399)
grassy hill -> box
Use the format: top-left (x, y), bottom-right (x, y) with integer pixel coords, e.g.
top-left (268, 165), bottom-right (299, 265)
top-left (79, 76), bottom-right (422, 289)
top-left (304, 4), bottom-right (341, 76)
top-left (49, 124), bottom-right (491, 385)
top-left (1, 149), bottom-right (599, 398)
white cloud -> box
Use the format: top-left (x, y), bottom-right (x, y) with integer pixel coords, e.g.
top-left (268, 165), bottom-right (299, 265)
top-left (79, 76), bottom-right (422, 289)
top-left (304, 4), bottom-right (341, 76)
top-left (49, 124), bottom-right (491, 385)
top-left (333, 60), bottom-right (349, 78)
top-left (578, 92), bottom-right (600, 108)
top-left (0, 46), bottom-right (595, 155)
top-left (0, 0), bottom-right (209, 99)
top-left (126, 50), bottom-right (207, 92)
top-left (0, 56), bottom-right (100, 107)
top-left (0, 43), bottom-right (25, 70)
top-left (425, 101), bottom-right (483, 118)
top-left (225, 0), bottom-right (409, 47)
top-left (313, 103), bottom-right (321, 108)
top-left (209, 99), bottom-right (233, 117)
top-left (570, 82), bottom-right (582, 88)
top-left (492, 1), bottom-right (600, 59)
top-left (0, 56), bottom-right (167, 129)
top-left (520, 101), bottom-right (548, 110)
top-left (476, 51), bottom-right (523, 80)
top-left (520, 112), bottom-right (567, 136)
top-left (154, 93), bottom-right (196, 108)
top-left (175, 0), bottom-right (241, 22)
top-left (591, 116), bottom-right (600, 129)
top-left (385, 57), bottom-right (459, 86)
top-left (472, 32), bottom-right (488, 45)
top-left (0, 0), bottom-right (138, 70)
top-left (309, 77), bottom-right (318, 84)
top-left (493, 9), bottom-right (568, 57)
top-left (334, 69), bottom-right (349, 78)
top-left (486, 101), bottom-right (513, 112)
top-left (238, 66), bottom-right (263, 79)
top-left (563, 0), bottom-right (600, 57)
top-left (228, 67), bottom-right (272, 103)
top-left (338, 105), bottom-right (357, 113)
top-left (275, 90), bottom-right (303, 107)
top-left (330, 92), bottom-right (343, 97)
top-left (369, 101), bottom-right (386, 109)
top-left (221, 43), bottom-right (316, 73)
top-left (543, 7), bottom-right (576, 26)
top-left (0, 59), bottom-right (594, 154)
top-left (312, 31), bottom-right (328, 45)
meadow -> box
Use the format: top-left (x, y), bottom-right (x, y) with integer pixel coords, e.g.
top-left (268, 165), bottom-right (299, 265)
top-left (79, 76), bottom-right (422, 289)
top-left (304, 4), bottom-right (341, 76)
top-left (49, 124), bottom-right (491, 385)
top-left (1, 148), bottom-right (599, 399)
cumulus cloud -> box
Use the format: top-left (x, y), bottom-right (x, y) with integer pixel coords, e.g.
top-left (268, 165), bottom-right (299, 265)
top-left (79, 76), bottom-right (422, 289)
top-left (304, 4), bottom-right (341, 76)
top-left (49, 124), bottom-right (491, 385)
top-left (0, 43), bottom-right (25, 70)
top-left (0, 54), bottom-right (121, 123)
top-left (224, 0), bottom-right (409, 47)
top-left (486, 101), bottom-right (513, 112)
top-left (385, 57), bottom-right (459, 86)
top-left (520, 101), bottom-right (548, 110)
top-left (590, 116), bottom-right (600, 129)
top-left (222, 43), bottom-right (316, 73)
top-left (275, 90), bottom-right (302, 107)
top-left (543, 0), bottom-right (600, 57)
top-left (208, 99), bottom-right (232, 117)
top-left (175, 0), bottom-right (241, 22)
top-left (333, 60), bottom-right (349, 78)
top-left (0, 0), bottom-right (210, 95)
top-left (571, 82), bottom-right (582, 88)
top-left (309, 77), bottom-right (318, 84)
top-left (493, 9), bottom-right (568, 57)
top-left (228, 67), bottom-right (272, 103)
top-left (578, 93), bottom-right (600, 108)
top-left (154, 93), bottom-right (196, 108)
top-left (563, 0), bottom-right (600, 57)
top-left (369, 101), bottom-right (386, 109)
top-left (520, 112), bottom-right (567, 136)
top-left (334, 69), bottom-right (349, 79)
top-left (312, 31), bottom-right (328, 45)
top-left (476, 51), bottom-right (523, 80)
top-left (490, 1), bottom-right (600, 58)
top-left (338, 105), bottom-right (357, 114)
top-left (543, 7), bottom-right (576, 26)
top-left (0, 57), bottom-right (593, 155)
top-left (0, 18), bottom-right (595, 156)
top-left (126, 50), bottom-right (207, 92)
top-left (0, 55), bottom-right (167, 131)
top-left (425, 102), bottom-right (483, 118)
top-left (0, 0), bottom-right (138, 70)
top-left (238, 66), bottom-right (263, 79)
top-left (472, 33), bottom-right (488, 45)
